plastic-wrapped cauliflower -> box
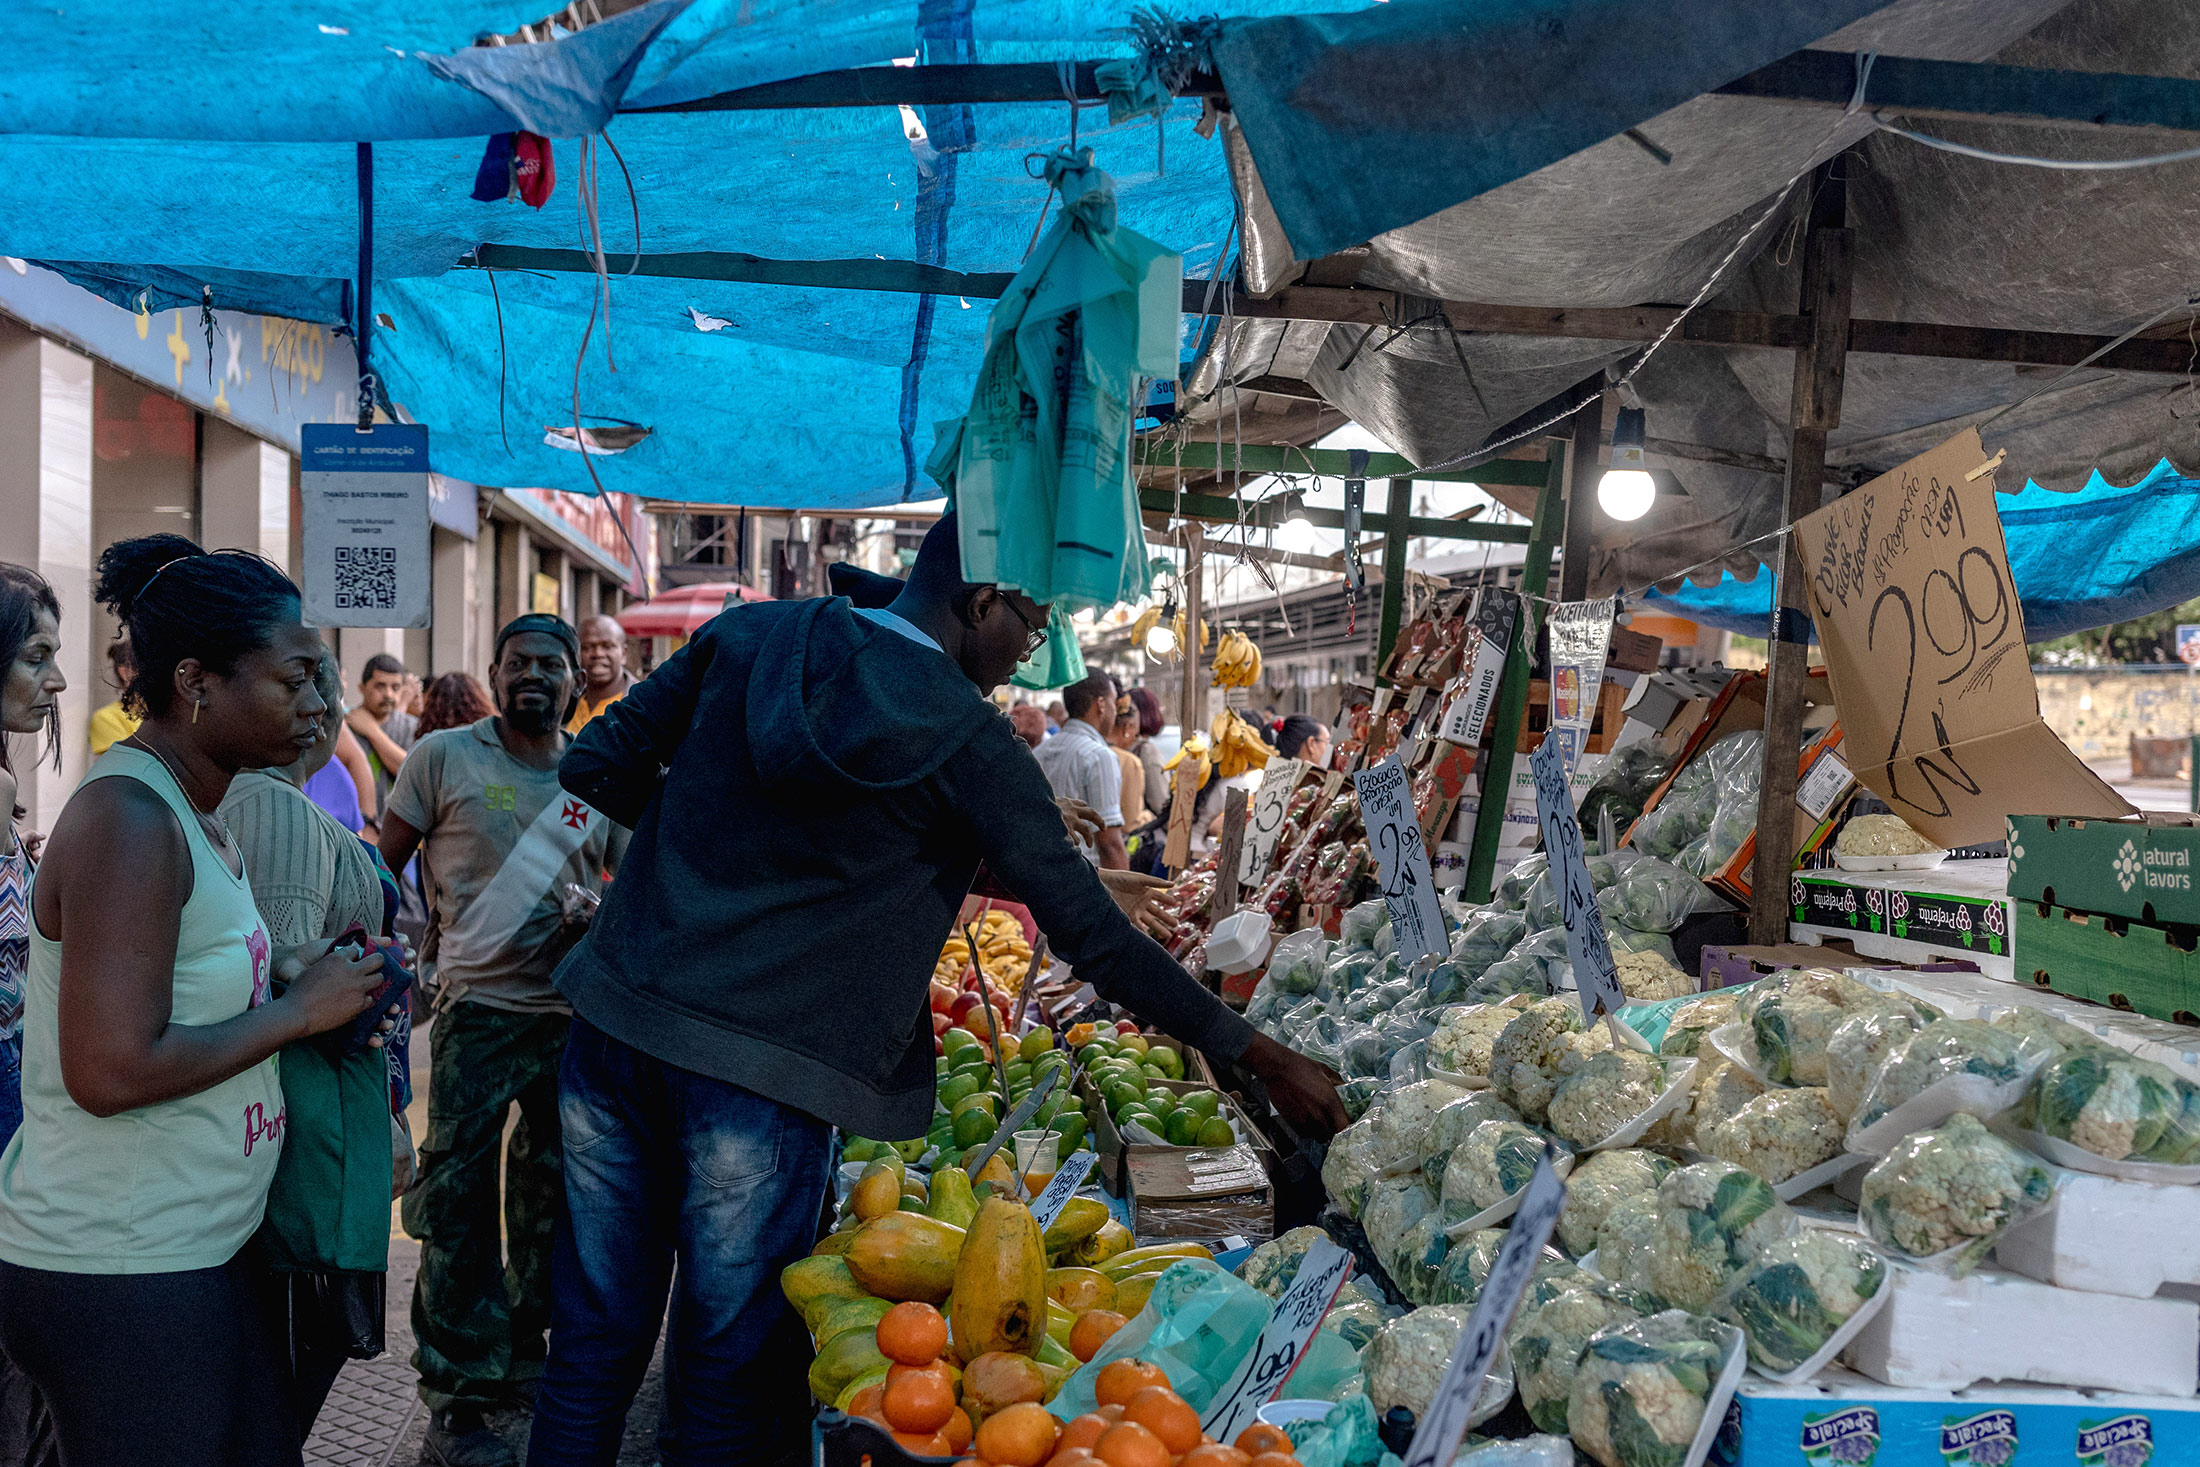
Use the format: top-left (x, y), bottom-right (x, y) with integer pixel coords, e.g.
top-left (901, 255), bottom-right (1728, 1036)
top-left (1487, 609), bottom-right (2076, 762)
top-left (1236, 1225), bottom-right (1331, 1298)
top-left (1647, 1161), bottom-right (1798, 1311)
top-left (1850, 1020), bottom-right (2053, 1137)
top-left (1825, 1004), bottom-right (1929, 1123)
top-left (1558, 1149), bottom-right (1676, 1258)
top-left (1364, 1305), bottom-right (1515, 1424)
top-left (1739, 968), bottom-right (1883, 1085)
top-left (1613, 949), bottom-right (1696, 1002)
top-left (1567, 1310), bottom-right (1741, 1467)
top-left (1549, 1050), bottom-right (1671, 1148)
top-left (1673, 1057), bottom-right (1768, 1151)
top-left (1320, 1277), bottom-right (1399, 1350)
top-left (1858, 1112), bottom-right (2056, 1272)
top-left (1712, 1230), bottom-right (1887, 1375)
top-left (1430, 996), bottom-right (1537, 1078)
top-left (1441, 1120), bottom-right (1568, 1222)
top-left (1658, 991), bottom-right (1740, 1059)
top-left (1988, 1005), bottom-right (2095, 1058)
top-left (1393, 1210), bottom-right (1458, 1306)
top-left (1512, 1281), bottom-right (1656, 1434)
top-left (1439, 1229), bottom-right (1510, 1305)
top-left (1365, 1078), bottom-right (1471, 1173)
top-left (1492, 999), bottom-right (1623, 1125)
top-left (1421, 1091), bottom-right (1527, 1192)
top-left (1835, 814), bottom-right (1940, 858)
top-left (2033, 1043), bottom-right (2200, 1165)
top-left (1321, 1114), bottom-right (1382, 1219)
top-left (1706, 1087), bottom-right (1846, 1185)
top-left (1593, 1192), bottom-right (1664, 1295)
top-left (1363, 1174), bottom-right (1439, 1277)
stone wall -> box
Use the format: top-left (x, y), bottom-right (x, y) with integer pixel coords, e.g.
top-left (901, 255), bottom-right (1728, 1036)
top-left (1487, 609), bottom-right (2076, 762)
top-left (2036, 667), bottom-right (2200, 760)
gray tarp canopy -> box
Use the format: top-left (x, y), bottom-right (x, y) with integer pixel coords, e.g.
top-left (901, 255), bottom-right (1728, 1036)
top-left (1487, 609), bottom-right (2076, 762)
top-left (1177, 0), bottom-right (2200, 601)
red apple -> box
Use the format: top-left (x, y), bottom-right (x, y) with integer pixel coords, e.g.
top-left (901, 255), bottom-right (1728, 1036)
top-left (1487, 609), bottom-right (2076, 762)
top-left (1115, 1020), bottom-right (1140, 1036)
top-left (930, 981), bottom-right (959, 1014)
top-left (931, 1012), bottom-right (953, 1038)
top-left (950, 993), bottom-right (985, 1025)
top-left (961, 972), bottom-right (983, 993)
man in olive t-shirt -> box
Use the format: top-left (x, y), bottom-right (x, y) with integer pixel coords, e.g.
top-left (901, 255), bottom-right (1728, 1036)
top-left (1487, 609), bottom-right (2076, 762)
top-left (379, 615), bottom-right (624, 1467)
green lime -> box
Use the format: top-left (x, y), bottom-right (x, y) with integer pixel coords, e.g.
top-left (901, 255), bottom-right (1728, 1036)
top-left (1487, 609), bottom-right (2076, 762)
top-left (1196, 1116), bottom-right (1236, 1147)
top-left (951, 1107), bottom-right (995, 1149)
top-left (1019, 1029), bottom-right (1054, 1062)
top-left (938, 1073), bottom-right (982, 1109)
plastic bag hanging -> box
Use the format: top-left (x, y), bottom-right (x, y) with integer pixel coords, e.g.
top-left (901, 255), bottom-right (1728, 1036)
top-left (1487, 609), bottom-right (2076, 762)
top-left (1009, 605), bottom-right (1087, 690)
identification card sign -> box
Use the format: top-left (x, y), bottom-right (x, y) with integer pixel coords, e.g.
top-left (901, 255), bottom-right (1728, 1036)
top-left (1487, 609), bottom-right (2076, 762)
top-left (1353, 754), bottom-right (1447, 964)
top-left (300, 423), bottom-right (431, 628)
top-left (1239, 758), bottom-right (1307, 888)
top-left (1202, 1236), bottom-right (1354, 1444)
top-left (1028, 1150), bottom-right (1098, 1230)
top-left (1530, 736), bottom-right (1624, 1019)
top-left (1440, 588), bottom-right (1519, 747)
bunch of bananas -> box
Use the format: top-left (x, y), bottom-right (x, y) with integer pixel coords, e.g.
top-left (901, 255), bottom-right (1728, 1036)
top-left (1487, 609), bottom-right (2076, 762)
top-left (1160, 732), bottom-right (1211, 790)
top-left (931, 908), bottom-right (1034, 992)
top-left (1211, 629), bottom-right (1263, 688)
top-left (1209, 709), bottom-right (1274, 778)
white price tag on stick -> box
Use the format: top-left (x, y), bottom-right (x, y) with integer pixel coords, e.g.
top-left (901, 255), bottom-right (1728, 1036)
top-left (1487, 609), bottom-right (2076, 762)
top-left (1201, 1237), bottom-right (1354, 1444)
top-left (1353, 755), bottom-right (1449, 965)
top-left (1239, 758), bottom-right (1307, 888)
top-left (1026, 1149), bottom-right (1098, 1231)
top-left (1401, 1156), bottom-right (1570, 1467)
top-left (1530, 737), bottom-right (1625, 1021)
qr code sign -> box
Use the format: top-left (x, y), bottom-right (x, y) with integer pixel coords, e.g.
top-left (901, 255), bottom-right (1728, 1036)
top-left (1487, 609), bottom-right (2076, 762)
top-left (333, 545), bottom-right (397, 610)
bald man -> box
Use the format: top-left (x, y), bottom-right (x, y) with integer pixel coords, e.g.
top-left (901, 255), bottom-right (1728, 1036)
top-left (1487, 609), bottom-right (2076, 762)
top-left (566, 614), bottom-right (636, 734)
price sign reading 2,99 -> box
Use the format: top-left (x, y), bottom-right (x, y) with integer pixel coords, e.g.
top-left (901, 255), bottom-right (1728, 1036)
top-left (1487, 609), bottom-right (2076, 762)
top-left (1201, 1237), bottom-right (1354, 1444)
top-left (1529, 736), bottom-right (1624, 1021)
top-left (1352, 755), bottom-right (1449, 965)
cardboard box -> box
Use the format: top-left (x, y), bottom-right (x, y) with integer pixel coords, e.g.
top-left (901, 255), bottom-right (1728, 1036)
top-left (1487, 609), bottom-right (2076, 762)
top-left (2017, 898), bottom-right (2200, 1026)
top-left (2008, 812), bottom-right (2200, 928)
top-left (1790, 863), bottom-right (2014, 964)
top-left (1518, 677), bottom-right (1628, 755)
top-left (1695, 941), bottom-right (1981, 990)
top-left (1124, 1141), bottom-right (1273, 1243)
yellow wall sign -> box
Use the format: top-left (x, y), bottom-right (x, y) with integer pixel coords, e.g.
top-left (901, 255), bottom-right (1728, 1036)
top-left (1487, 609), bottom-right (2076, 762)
top-left (532, 572), bottom-right (561, 616)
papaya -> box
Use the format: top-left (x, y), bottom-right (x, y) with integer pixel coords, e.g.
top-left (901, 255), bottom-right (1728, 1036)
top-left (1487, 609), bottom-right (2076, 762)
top-left (948, 1198), bottom-right (1049, 1363)
top-left (1039, 1197), bottom-right (1110, 1256)
top-left (961, 1350), bottom-right (1047, 1422)
top-left (807, 1326), bottom-right (889, 1404)
top-left (1110, 1271), bottom-right (1162, 1319)
top-left (844, 1212), bottom-right (965, 1303)
top-left (851, 1162), bottom-right (904, 1223)
top-left (1068, 1219), bottom-right (1134, 1268)
top-left (781, 1255), bottom-right (869, 1331)
top-left (971, 1151), bottom-right (1016, 1197)
top-left (925, 1165), bottom-right (979, 1230)
top-left (811, 1229), bottom-right (858, 1258)
top-left (1044, 1267), bottom-right (1114, 1314)
top-left (811, 1295), bottom-right (894, 1350)
top-left (1097, 1242), bottom-right (1212, 1280)
top-left (1044, 1297), bottom-right (1075, 1344)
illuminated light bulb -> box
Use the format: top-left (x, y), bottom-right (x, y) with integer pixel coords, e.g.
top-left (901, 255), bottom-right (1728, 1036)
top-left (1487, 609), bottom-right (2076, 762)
top-left (1598, 406), bottom-right (1656, 521)
top-left (1145, 623), bottom-right (1179, 657)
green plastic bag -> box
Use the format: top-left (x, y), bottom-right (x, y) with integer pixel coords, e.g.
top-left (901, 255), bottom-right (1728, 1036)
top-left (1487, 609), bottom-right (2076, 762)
top-left (1050, 1261), bottom-right (1272, 1419)
top-left (1288, 1392), bottom-right (1386, 1467)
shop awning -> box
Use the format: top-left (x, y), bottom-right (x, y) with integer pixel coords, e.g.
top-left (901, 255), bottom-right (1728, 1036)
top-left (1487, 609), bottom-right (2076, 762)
top-left (615, 580), bottom-right (771, 637)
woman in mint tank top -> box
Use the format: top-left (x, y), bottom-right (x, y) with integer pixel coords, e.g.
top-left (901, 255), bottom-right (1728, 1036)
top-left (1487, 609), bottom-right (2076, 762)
top-left (0, 536), bottom-right (395, 1467)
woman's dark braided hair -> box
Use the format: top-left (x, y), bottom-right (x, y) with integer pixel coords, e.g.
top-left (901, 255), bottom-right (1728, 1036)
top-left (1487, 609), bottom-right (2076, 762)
top-left (93, 535), bottom-right (301, 719)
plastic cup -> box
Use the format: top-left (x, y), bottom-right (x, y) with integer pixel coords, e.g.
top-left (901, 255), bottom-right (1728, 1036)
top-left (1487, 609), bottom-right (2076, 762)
top-left (1012, 1129), bottom-right (1059, 1194)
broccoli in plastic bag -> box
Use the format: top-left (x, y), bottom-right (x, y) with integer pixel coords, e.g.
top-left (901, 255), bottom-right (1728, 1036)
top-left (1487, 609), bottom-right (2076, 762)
top-left (1557, 1148), bottom-right (1675, 1258)
top-left (1420, 1090), bottom-right (1527, 1192)
top-left (1441, 1119), bottom-right (1568, 1222)
top-left (1339, 1023), bottom-right (1394, 1080)
top-left (1647, 1160), bottom-right (1799, 1311)
top-left (1268, 929), bottom-right (1332, 997)
top-left (2033, 1043), bottom-right (2200, 1165)
top-left (1497, 853), bottom-right (1549, 911)
top-left (1739, 968), bottom-right (1885, 1086)
top-left (1339, 898), bottom-right (1391, 953)
top-left (1600, 857), bottom-right (1725, 935)
top-left (1713, 1231), bottom-right (1887, 1376)
top-left (1567, 1310), bottom-right (1743, 1467)
top-left (1629, 770), bottom-right (1716, 861)
top-left (1858, 1112), bottom-right (2055, 1273)
top-left (1512, 1280), bottom-right (1656, 1434)
top-left (1449, 911), bottom-right (1529, 980)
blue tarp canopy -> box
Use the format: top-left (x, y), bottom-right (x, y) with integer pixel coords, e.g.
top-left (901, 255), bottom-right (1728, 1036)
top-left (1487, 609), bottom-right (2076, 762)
top-left (1642, 461), bottom-right (2200, 643)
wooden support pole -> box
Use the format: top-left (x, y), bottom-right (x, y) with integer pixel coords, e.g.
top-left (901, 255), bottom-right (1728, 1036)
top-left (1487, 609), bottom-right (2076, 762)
top-left (1375, 478), bottom-right (1414, 681)
top-left (1559, 391), bottom-right (1606, 603)
top-left (1212, 788), bottom-right (1249, 920)
top-left (1462, 442), bottom-right (1567, 903)
top-left (1179, 522), bottom-right (1206, 744)
top-left (1748, 161), bottom-right (1853, 943)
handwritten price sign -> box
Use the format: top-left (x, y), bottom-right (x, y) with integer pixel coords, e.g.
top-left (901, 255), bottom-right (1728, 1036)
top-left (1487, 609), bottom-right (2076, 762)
top-left (1352, 755), bottom-right (1448, 964)
top-left (1530, 736), bottom-right (1624, 1020)
top-left (1239, 758), bottom-right (1308, 889)
top-left (1792, 429), bottom-right (2129, 846)
top-left (1201, 1237), bottom-right (1354, 1443)
top-left (1401, 1155), bottom-right (1569, 1467)
top-left (1027, 1149), bottom-right (1098, 1230)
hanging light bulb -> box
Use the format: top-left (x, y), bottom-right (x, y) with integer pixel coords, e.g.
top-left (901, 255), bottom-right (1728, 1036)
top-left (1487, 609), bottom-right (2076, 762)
top-left (1278, 496), bottom-right (1318, 554)
top-left (1146, 589), bottom-right (1180, 657)
top-left (1598, 405), bottom-right (1657, 521)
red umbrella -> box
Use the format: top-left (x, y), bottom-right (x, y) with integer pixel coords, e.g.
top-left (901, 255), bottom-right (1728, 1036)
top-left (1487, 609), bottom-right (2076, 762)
top-left (615, 582), bottom-right (771, 638)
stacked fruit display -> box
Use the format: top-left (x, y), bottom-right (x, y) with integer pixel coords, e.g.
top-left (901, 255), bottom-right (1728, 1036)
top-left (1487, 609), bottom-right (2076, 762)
top-left (918, 1025), bottom-right (1090, 1172)
top-left (1069, 1026), bottom-right (1237, 1149)
top-left (935, 909), bottom-right (1037, 995)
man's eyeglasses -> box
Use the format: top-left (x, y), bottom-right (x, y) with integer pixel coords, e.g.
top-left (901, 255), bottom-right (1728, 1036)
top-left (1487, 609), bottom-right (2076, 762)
top-left (999, 593), bottom-right (1050, 657)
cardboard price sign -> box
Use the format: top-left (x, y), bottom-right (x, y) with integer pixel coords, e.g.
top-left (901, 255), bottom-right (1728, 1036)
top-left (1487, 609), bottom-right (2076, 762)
top-left (1027, 1149), bottom-right (1099, 1230)
top-left (1352, 755), bottom-right (1449, 964)
top-left (1530, 736), bottom-right (1624, 1020)
top-left (1793, 430), bottom-right (2132, 846)
top-left (1439, 589), bottom-right (1520, 748)
top-left (1202, 1236), bottom-right (1354, 1444)
top-left (1239, 758), bottom-right (1308, 888)
top-left (1401, 1155), bottom-right (1569, 1467)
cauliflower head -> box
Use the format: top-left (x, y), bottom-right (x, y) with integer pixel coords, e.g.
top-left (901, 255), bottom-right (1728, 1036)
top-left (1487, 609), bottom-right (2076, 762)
top-left (1614, 949), bottom-right (1696, 1003)
top-left (1549, 1050), bottom-right (1671, 1148)
top-left (1706, 1087), bottom-right (1845, 1184)
top-left (1421, 1091), bottom-right (1527, 1192)
top-left (1364, 1304), bottom-right (1511, 1422)
top-left (1363, 1173), bottom-right (1439, 1274)
top-left (1491, 998), bottom-right (1593, 1123)
top-left (1394, 1210), bottom-right (1458, 1306)
top-left (1567, 1310), bottom-right (1741, 1467)
top-left (1741, 969), bottom-right (1882, 1085)
top-left (1659, 992), bottom-right (1739, 1059)
top-left (1442, 1119), bottom-right (1567, 1220)
top-left (1825, 1004), bottom-right (1927, 1123)
top-left (1321, 1113), bottom-right (1382, 1219)
top-left (1558, 1148), bottom-right (1675, 1258)
top-left (1512, 1283), bottom-right (1651, 1433)
top-left (1835, 814), bottom-right (1940, 857)
top-left (1431, 996), bottom-right (1537, 1077)
top-left (1858, 1112), bottom-right (2056, 1271)
top-left (1438, 1229), bottom-right (1511, 1306)
top-left (1851, 1020), bottom-right (2048, 1134)
top-left (1236, 1225), bottom-right (1331, 1298)
top-left (1675, 1057), bottom-right (1769, 1151)
top-left (1366, 1078), bottom-right (1471, 1172)
top-left (1647, 1161), bottom-right (1798, 1311)
top-left (2034, 1043), bottom-right (2200, 1165)
top-left (1594, 1192), bottom-right (1666, 1300)
top-left (1713, 1230), bottom-right (1887, 1375)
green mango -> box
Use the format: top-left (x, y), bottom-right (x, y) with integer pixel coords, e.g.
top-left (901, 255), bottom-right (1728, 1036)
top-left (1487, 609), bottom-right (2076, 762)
top-left (938, 1072), bottom-right (982, 1109)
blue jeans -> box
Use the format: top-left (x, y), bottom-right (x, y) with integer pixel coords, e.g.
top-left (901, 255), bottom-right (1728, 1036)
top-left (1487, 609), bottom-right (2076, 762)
top-left (528, 1018), bottom-right (832, 1467)
top-left (0, 1033), bottom-right (22, 1151)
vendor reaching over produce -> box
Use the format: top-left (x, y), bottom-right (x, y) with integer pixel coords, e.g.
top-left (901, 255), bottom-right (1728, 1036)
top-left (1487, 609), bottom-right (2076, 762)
top-left (534, 513), bottom-right (1345, 1466)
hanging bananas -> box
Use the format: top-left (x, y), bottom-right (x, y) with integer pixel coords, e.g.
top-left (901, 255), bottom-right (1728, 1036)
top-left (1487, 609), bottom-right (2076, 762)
top-left (1210, 629), bottom-right (1264, 689)
top-left (1207, 709), bottom-right (1273, 779)
top-left (1160, 732), bottom-right (1212, 789)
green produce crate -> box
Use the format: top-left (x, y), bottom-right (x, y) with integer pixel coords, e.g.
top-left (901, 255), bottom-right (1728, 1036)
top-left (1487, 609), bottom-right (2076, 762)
top-left (2008, 813), bottom-right (2200, 927)
top-left (2015, 897), bottom-right (2200, 1026)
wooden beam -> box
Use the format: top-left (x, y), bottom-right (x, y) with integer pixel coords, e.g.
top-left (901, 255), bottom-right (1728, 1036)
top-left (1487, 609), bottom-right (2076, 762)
top-left (621, 60), bottom-right (1224, 114)
top-left (1716, 50), bottom-right (2200, 134)
top-left (1135, 486), bottom-right (1532, 542)
top-left (1750, 159), bottom-right (1853, 944)
top-left (1376, 478), bottom-right (1414, 681)
top-left (1134, 439), bottom-right (1551, 487)
top-left (1180, 522), bottom-right (1206, 758)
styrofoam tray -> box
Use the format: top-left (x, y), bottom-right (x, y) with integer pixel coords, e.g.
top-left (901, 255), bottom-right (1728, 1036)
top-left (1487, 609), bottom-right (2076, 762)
top-left (1833, 851), bottom-right (1948, 873)
top-left (2011, 1127), bottom-right (2200, 1185)
top-left (1426, 1065), bottom-right (1493, 1090)
top-left (1585, 1056), bottom-right (1698, 1151)
top-left (1750, 1279), bottom-right (1891, 1384)
top-left (1683, 1327), bottom-right (1750, 1467)
top-left (1845, 1070), bottom-right (2036, 1155)
top-left (1706, 1022), bottom-right (1780, 1088)
top-left (1772, 1152), bottom-right (1873, 1202)
top-left (1443, 1153), bottom-right (1576, 1238)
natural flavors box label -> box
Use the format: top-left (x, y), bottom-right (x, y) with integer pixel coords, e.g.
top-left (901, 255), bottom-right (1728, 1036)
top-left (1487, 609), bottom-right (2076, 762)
top-left (1942, 1410), bottom-right (2020, 1465)
top-left (1801, 1405), bottom-right (1881, 1465)
top-left (2075, 1414), bottom-right (2153, 1467)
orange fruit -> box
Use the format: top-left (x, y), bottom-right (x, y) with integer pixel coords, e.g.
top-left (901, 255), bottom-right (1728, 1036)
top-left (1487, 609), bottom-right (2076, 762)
top-left (878, 1301), bottom-right (951, 1366)
top-left (975, 1402), bottom-right (1061, 1467)
top-left (1067, 1310), bottom-right (1129, 1364)
top-left (1096, 1405), bottom-right (1127, 1424)
top-left (884, 1367), bottom-right (959, 1435)
top-left (1057, 1414), bottom-right (1112, 1455)
top-left (1233, 1425), bottom-right (1293, 1457)
top-left (890, 1360), bottom-right (958, 1391)
top-left (1047, 1452), bottom-right (1098, 1467)
top-left (1247, 1453), bottom-right (1302, 1467)
top-left (942, 1408), bottom-right (974, 1454)
top-left (1179, 1447), bottom-right (1251, 1467)
top-left (1094, 1358), bottom-right (1169, 1409)
top-left (1122, 1387), bottom-right (1200, 1456)
top-left (846, 1382), bottom-right (889, 1424)
top-left (1093, 1421), bottom-right (1172, 1467)
top-left (892, 1429), bottom-right (952, 1456)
